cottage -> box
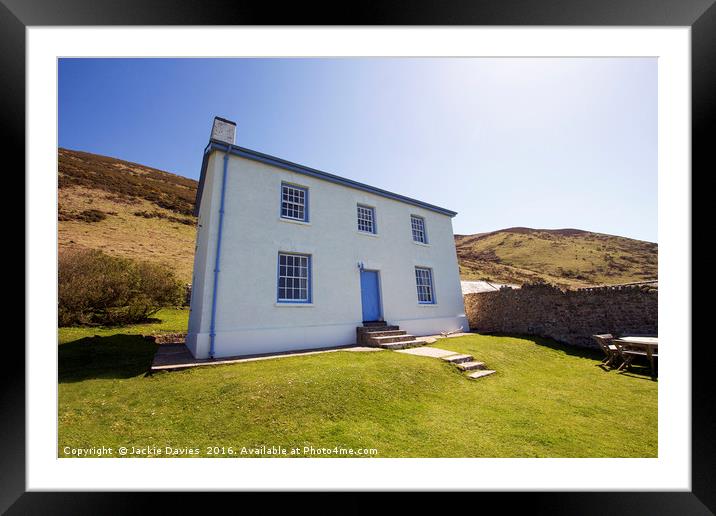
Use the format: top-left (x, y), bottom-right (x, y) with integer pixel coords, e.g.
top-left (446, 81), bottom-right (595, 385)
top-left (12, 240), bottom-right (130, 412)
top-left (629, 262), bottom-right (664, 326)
top-left (186, 117), bottom-right (468, 359)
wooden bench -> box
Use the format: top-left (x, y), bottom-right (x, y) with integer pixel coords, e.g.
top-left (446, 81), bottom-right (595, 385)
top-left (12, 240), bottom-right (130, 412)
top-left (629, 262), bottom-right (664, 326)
top-left (614, 337), bottom-right (658, 378)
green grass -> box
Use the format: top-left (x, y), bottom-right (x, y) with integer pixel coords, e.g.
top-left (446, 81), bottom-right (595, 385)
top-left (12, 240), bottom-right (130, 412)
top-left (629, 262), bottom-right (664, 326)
top-left (58, 310), bottom-right (657, 458)
top-left (58, 308), bottom-right (189, 345)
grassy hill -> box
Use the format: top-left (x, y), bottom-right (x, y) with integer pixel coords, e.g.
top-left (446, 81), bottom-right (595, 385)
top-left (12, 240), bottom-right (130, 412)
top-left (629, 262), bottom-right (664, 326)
top-left (58, 148), bottom-right (198, 282)
top-left (58, 148), bottom-right (657, 289)
top-left (455, 227), bottom-right (658, 288)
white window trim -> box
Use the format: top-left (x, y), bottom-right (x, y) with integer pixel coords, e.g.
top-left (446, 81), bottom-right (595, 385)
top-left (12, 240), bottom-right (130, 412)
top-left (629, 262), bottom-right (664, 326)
top-left (277, 252), bottom-right (312, 304)
top-left (280, 182), bottom-right (309, 223)
top-left (411, 215), bottom-right (428, 244)
top-left (415, 266), bottom-right (436, 304)
top-left (357, 204), bottom-right (377, 235)
top-left (278, 217), bottom-right (312, 226)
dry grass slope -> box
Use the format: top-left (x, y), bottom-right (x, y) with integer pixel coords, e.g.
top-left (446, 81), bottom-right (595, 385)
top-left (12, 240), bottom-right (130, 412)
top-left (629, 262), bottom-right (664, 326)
top-left (455, 227), bottom-right (657, 288)
top-left (58, 148), bottom-right (199, 282)
top-left (58, 149), bottom-right (657, 289)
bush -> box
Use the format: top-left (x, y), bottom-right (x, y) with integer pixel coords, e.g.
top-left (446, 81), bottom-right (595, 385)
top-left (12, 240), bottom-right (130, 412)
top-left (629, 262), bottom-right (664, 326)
top-left (58, 209), bottom-right (108, 223)
top-left (58, 249), bottom-right (184, 326)
top-left (76, 209), bottom-right (107, 222)
top-left (133, 210), bottom-right (194, 226)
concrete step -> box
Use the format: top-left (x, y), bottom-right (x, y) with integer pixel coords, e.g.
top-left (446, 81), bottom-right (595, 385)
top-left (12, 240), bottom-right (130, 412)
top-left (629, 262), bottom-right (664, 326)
top-left (367, 334), bottom-right (416, 345)
top-left (456, 360), bottom-right (486, 372)
top-left (357, 324), bottom-right (402, 346)
top-left (466, 369), bottom-right (496, 380)
top-left (357, 325), bottom-right (399, 334)
top-left (441, 354), bottom-right (474, 364)
top-left (362, 329), bottom-right (406, 338)
top-left (377, 339), bottom-right (425, 350)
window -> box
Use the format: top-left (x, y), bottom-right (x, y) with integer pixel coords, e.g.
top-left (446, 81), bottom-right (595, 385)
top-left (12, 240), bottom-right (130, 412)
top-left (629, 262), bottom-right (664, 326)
top-left (415, 267), bottom-right (435, 304)
top-left (411, 215), bottom-right (427, 243)
top-left (277, 253), bottom-right (311, 303)
top-left (281, 183), bottom-right (308, 222)
top-left (357, 205), bottom-right (376, 234)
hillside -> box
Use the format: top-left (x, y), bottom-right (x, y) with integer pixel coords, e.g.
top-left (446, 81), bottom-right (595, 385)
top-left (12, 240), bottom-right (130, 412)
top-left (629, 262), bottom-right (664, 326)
top-left (455, 227), bottom-right (658, 289)
top-left (58, 148), bottom-right (199, 282)
top-left (58, 149), bottom-right (657, 289)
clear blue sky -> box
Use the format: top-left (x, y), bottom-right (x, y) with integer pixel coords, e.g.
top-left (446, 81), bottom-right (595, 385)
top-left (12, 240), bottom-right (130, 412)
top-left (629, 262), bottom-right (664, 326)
top-left (59, 58), bottom-right (657, 242)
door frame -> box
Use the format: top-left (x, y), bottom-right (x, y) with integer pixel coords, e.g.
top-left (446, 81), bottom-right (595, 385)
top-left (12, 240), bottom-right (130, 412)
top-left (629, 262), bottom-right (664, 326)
top-left (360, 268), bottom-right (384, 322)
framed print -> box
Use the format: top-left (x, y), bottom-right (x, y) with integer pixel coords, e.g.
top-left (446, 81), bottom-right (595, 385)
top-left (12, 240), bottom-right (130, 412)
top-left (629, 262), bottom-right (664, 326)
top-left (6, 0), bottom-right (713, 512)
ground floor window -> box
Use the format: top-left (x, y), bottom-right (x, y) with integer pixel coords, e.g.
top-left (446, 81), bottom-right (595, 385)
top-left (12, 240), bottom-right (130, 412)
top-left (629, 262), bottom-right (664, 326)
top-left (278, 252), bottom-right (311, 303)
top-left (415, 266), bottom-right (435, 304)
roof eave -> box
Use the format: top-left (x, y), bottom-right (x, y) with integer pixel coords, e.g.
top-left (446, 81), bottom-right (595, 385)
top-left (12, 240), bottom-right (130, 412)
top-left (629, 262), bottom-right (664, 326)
top-left (194, 141), bottom-right (458, 218)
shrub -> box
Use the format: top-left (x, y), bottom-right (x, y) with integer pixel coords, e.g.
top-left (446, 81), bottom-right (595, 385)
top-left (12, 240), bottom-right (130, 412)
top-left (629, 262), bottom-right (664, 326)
top-left (77, 209), bottom-right (107, 222)
top-left (58, 209), bottom-right (108, 223)
top-left (134, 210), bottom-right (195, 225)
top-left (58, 249), bottom-right (184, 326)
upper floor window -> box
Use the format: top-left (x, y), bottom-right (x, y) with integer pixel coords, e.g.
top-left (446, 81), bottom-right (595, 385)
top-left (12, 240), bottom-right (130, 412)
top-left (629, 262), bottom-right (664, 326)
top-left (281, 183), bottom-right (308, 222)
top-left (357, 205), bottom-right (376, 234)
top-left (411, 215), bottom-right (427, 243)
top-left (415, 266), bottom-right (435, 304)
top-left (277, 252), bottom-right (312, 303)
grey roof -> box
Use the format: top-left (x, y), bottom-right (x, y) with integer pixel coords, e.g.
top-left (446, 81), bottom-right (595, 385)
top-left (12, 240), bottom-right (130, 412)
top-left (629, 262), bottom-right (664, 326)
top-left (194, 140), bottom-right (458, 218)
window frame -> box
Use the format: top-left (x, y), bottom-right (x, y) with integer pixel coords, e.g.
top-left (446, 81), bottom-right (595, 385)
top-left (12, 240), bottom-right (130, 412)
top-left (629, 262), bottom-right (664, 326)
top-left (411, 215), bottom-right (428, 244)
top-left (280, 182), bottom-right (309, 223)
top-left (356, 204), bottom-right (377, 234)
top-left (414, 266), bottom-right (436, 304)
top-left (276, 252), bottom-right (312, 304)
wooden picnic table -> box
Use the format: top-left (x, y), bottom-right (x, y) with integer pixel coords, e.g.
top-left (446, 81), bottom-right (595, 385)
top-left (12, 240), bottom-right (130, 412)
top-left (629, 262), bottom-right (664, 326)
top-left (613, 336), bottom-right (658, 376)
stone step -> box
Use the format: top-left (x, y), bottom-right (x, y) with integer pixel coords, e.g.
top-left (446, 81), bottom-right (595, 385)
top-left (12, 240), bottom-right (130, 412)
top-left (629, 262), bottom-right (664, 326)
top-left (357, 325), bottom-right (399, 333)
top-left (377, 339), bottom-right (425, 350)
top-left (456, 360), bottom-right (486, 372)
top-left (362, 321), bottom-right (388, 327)
top-left (466, 369), bottom-right (496, 380)
top-left (441, 354), bottom-right (474, 364)
top-left (362, 329), bottom-right (406, 338)
top-left (367, 334), bottom-right (416, 345)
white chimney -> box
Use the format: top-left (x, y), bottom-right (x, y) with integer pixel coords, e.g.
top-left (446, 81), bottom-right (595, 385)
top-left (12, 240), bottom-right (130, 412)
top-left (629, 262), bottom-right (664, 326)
top-left (210, 116), bottom-right (236, 145)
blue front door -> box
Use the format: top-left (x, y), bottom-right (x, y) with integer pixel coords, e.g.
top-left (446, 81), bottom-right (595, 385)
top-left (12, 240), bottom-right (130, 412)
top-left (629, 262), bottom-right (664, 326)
top-left (360, 270), bottom-right (382, 322)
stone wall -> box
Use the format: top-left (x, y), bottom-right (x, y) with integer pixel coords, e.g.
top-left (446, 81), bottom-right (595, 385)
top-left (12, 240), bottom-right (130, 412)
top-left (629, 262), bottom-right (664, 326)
top-left (464, 282), bottom-right (657, 348)
top-left (146, 332), bottom-right (187, 345)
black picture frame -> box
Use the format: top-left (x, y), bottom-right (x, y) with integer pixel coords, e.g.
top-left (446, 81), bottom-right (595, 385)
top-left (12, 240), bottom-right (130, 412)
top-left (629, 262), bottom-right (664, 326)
top-left (6, 0), bottom-right (711, 513)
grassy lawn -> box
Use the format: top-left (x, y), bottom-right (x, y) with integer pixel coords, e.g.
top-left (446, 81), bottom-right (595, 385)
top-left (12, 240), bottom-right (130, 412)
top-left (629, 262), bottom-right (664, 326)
top-left (58, 309), bottom-right (657, 458)
top-left (58, 308), bottom-right (188, 345)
